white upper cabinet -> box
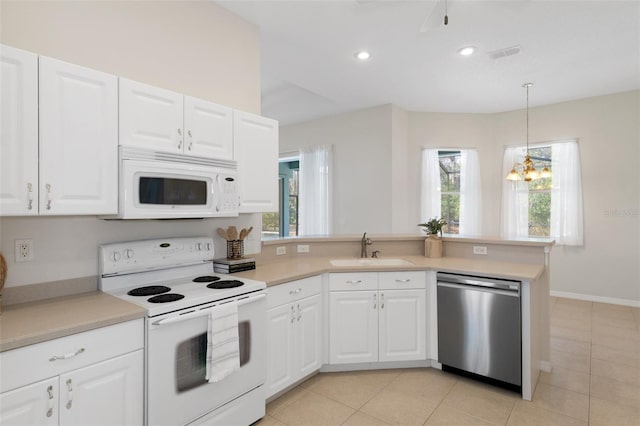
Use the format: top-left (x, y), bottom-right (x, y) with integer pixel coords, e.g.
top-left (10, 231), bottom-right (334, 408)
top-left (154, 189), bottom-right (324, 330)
top-left (0, 45), bottom-right (38, 216)
top-left (119, 78), bottom-right (184, 153)
top-left (119, 78), bottom-right (233, 159)
top-left (183, 96), bottom-right (233, 159)
top-left (39, 56), bottom-right (118, 215)
top-left (233, 111), bottom-right (278, 213)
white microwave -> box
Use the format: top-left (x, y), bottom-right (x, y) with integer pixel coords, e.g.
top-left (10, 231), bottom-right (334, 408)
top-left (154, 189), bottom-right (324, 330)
top-left (110, 147), bottom-right (239, 219)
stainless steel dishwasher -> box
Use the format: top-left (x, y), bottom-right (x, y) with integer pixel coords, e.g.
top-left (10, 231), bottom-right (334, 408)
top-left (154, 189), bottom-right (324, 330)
top-left (437, 272), bottom-right (521, 390)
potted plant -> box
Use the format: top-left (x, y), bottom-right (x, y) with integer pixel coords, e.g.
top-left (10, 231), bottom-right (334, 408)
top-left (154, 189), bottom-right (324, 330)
top-left (418, 217), bottom-right (447, 258)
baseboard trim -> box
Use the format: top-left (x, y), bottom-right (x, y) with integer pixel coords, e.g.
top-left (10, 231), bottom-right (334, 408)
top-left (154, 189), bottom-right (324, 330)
top-left (551, 290), bottom-right (640, 308)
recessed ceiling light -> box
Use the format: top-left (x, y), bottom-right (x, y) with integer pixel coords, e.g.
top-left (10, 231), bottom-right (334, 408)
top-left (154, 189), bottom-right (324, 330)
top-left (354, 50), bottom-right (372, 61)
top-left (457, 46), bottom-right (477, 56)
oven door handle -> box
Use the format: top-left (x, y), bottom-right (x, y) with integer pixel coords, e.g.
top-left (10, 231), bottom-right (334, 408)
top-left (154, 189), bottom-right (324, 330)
top-left (151, 293), bottom-right (266, 326)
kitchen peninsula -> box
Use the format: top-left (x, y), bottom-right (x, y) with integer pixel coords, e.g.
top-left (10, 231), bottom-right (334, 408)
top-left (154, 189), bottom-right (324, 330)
top-left (236, 234), bottom-right (553, 401)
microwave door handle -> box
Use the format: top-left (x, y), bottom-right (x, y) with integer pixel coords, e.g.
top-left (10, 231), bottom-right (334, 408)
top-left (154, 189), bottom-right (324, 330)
top-left (215, 175), bottom-right (221, 212)
top-left (152, 293), bottom-right (266, 326)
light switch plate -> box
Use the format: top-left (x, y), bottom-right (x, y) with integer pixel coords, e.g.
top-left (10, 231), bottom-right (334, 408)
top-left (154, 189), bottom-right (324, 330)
top-left (297, 244), bottom-right (310, 253)
top-left (276, 246), bottom-right (286, 255)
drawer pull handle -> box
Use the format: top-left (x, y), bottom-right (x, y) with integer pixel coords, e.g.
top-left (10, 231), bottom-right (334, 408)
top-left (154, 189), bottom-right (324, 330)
top-left (346, 280), bottom-right (362, 284)
top-left (395, 279), bottom-right (411, 283)
top-left (46, 385), bottom-right (54, 417)
top-left (66, 379), bottom-right (73, 409)
top-left (49, 347), bottom-right (85, 362)
top-left (289, 288), bottom-right (302, 295)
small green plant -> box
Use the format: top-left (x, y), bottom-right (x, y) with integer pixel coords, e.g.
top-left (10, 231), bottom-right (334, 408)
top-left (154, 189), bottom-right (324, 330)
top-left (418, 217), bottom-right (447, 236)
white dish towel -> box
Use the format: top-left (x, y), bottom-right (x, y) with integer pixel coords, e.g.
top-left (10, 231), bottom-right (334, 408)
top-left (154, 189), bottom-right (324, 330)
top-left (205, 300), bottom-right (240, 383)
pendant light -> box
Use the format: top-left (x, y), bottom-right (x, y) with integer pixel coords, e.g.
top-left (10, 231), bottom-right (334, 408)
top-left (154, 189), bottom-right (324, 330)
top-left (506, 83), bottom-right (552, 182)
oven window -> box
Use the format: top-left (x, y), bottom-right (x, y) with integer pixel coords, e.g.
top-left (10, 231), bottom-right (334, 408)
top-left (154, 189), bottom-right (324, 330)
top-left (139, 177), bottom-right (207, 205)
top-left (175, 321), bottom-right (251, 393)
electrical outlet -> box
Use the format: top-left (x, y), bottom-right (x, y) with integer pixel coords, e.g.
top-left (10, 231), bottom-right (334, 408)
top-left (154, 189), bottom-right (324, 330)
top-left (297, 244), bottom-right (310, 253)
top-left (473, 246), bottom-right (488, 255)
top-left (276, 246), bottom-right (286, 255)
top-left (15, 239), bottom-right (33, 262)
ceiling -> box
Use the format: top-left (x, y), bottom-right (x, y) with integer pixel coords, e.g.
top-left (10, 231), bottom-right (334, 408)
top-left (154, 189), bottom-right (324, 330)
top-left (218, 0), bottom-right (640, 125)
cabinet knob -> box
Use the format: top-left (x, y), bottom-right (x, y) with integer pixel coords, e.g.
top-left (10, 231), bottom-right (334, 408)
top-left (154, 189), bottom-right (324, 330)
top-left (46, 385), bottom-right (54, 417)
top-left (45, 183), bottom-right (52, 210)
top-left (27, 183), bottom-right (34, 210)
top-left (187, 130), bottom-right (193, 150)
top-left (177, 128), bottom-right (183, 149)
top-left (373, 293), bottom-right (377, 309)
top-left (66, 379), bottom-right (73, 409)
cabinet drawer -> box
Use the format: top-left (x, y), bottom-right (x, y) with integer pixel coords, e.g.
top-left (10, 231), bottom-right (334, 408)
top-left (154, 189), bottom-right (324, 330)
top-left (329, 272), bottom-right (377, 291)
top-left (378, 271), bottom-right (426, 290)
top-left (0, 319), bottom-right (143, 393)
top-left (268, 276), bottom-right (321, 308)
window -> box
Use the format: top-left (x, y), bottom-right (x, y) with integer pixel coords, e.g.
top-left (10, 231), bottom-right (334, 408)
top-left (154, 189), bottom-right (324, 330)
top-left (501, 140), bottom-right (583, 245)
top-left (262, 159), bottom-right (299, 239)
top-left (439, 151), bottom-right (461, 233)
top-left (421, 148), bottom-right (482, 235)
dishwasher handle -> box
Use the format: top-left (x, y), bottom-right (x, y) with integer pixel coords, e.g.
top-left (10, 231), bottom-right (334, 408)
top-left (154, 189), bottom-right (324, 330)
top-left (437, 281), bottom-right (520, 297)
top-left (437, 273), bottom-right (520, 292)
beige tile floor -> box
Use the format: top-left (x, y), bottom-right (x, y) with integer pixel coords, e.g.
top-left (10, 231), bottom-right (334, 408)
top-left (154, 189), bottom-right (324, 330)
top-left (257, 297), bottom-right (640, 426)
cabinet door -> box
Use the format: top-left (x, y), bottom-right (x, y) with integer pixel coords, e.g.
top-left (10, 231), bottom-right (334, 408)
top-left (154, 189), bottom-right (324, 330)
top-left (266, 303), bottom-right (296, 398)
top-left (233, 111), bottom-right (278, 213)
top-left (184, 96), bottom-right (233, 159)
top-left (39, 56), bottom-right (118, 215)
top-left (296, 294), bottom-right (322, 377)
top-left (379, 289), bottom-right (426, 362)
top-left (0, 45), bottom-right (38, 216)
top-left (0, 377), bottom-right (58, 426)
top-left (59, 350), bottom-right (143, 426)
top-left (119, 78), bottom-right (184, 153)
top-left (329, 291), bottom-right (378, 364)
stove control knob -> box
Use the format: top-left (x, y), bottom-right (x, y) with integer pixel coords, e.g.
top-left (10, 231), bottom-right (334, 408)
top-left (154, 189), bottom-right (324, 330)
top-left (112, 251), bottom-right (121, 262)
top-left (196, 243), bottom-right (202, 251)
top-left (206, 243), bottom-right (212, 251)
top-left (125, 249), bottom-right (134, 259)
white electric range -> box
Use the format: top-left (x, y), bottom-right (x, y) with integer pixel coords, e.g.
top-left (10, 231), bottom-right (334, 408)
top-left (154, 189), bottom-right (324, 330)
top-left (99, 237), bottom-right (267, 426)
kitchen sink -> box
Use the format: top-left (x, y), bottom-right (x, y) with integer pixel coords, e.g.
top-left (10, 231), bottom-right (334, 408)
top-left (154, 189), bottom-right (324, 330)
top-left (329, 258), bottom-right (414, 267)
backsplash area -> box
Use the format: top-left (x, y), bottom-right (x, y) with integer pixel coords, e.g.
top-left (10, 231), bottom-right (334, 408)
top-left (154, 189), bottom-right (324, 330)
top-left (0, 214), bottom-right (261, 288)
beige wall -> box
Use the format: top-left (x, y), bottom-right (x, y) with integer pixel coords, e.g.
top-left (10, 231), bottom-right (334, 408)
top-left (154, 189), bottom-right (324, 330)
top-left (280, 90), bottom-right (640, 303)
top-left (0, 0), bottom-right (263, 287)
top-left (0, 0), bottom-right (260, 112)
top-left (280, 105), bottom-right (393, 235)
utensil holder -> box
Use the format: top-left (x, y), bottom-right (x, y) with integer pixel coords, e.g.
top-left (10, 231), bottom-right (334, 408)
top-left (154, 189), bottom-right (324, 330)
top-left (226, 240), bottom-right (244, 260)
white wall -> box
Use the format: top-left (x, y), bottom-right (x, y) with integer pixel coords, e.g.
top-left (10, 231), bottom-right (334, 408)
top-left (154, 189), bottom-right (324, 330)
top-left (280, 105), bottom-right (393, 234)
top-left (280, 90), bottom-right (640, 303)
top-left (0, 1), bottom-right (263, 288)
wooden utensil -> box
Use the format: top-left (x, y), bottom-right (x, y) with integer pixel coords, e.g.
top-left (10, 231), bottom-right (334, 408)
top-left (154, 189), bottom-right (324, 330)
top-left (216, 227), bottom-right (228, 241)
top-left (227, 226), bottom-right (238, 241)
top-left (246, 226), bottom-right (253, 238)
top-left (239, 228), bottom-right (248, 240)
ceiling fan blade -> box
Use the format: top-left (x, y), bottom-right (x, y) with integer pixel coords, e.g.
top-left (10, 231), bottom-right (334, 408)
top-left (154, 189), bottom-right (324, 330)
top-left (419, 0), bottom-right (447, 33)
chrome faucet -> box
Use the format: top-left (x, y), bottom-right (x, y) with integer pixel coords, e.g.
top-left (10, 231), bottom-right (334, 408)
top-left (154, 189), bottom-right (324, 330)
top-left (360, 232), bottom-right (372, 258)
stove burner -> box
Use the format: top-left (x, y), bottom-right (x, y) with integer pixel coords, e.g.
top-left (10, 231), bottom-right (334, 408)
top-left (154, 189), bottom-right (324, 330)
top-left (192, 276), bottom-right (221, 283)
top-left (127, 285), bottom-right (171, 297)
top-left (148, 293), bottom-right (185, 303)
top-left (207, 280), bottom-right (244, 289)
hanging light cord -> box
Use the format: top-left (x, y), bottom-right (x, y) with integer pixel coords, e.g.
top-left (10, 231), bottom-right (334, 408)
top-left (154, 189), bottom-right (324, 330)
top-left (444, 0), bottom-right (449, 25)
top-left (525, 83), bottom-right (529, 152)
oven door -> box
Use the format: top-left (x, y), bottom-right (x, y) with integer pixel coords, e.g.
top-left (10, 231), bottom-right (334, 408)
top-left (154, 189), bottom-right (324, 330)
top-left (119, 159), bottom-right (219, 219)
top-left (146, 292), bottom-right (266, 426)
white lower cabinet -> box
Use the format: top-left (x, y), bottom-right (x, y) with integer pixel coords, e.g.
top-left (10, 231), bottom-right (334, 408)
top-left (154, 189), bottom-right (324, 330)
top-left (0, 320), bottom-right (144, 426)
top-left (329, 272), bottom-right (426, 365)
top-left (266, 277), bottom-right (322, 398)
